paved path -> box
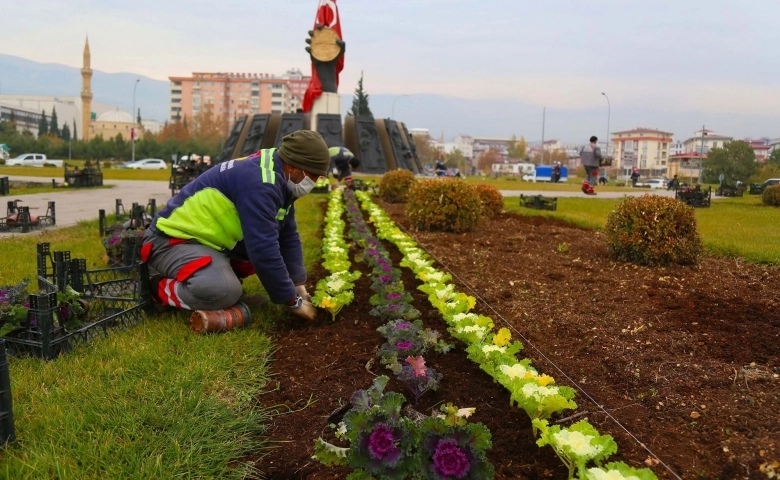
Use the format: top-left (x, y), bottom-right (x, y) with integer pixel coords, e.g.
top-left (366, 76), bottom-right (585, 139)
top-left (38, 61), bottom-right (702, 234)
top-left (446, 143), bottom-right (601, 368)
top-left (1, 175), bottom-right (171, 237)
top-left (498, 188), bottom-right (680, 199)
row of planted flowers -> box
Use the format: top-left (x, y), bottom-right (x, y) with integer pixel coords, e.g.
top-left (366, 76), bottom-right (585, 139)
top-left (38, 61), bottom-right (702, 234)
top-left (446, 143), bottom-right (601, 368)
top-left (355, 190), bottom-right (659, 480)
top-left (312, 188), bottom-right (362, 320)
top-left (312, 188), bottom-right (496, 480)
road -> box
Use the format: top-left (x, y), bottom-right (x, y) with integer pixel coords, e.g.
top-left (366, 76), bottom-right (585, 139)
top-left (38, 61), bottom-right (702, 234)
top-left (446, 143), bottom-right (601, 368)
top-left (1, 175), bottom-right (171, 236)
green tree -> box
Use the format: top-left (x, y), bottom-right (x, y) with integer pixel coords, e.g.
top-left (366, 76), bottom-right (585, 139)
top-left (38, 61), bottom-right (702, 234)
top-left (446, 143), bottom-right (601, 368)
top-left (137, 108), bottom-right (142, 125)
top-left (60, 123), bottom-right (71, 142)
top-left (38, 110), bottom-right (48, 136)
top-left (349, 71), bottom-right (373, 117)
top-left (72, 120), bottom-right (78, 141)
top-left (507, 135), bottom-right (527, 160)
top-left (445, 148), bottom-right (465, 169)
top-left (703, 140), bottom-right (756, 183)
top-left (50, 106), bottom-right (60, 137)
top-left (766, 148), bottom-right (780, 168)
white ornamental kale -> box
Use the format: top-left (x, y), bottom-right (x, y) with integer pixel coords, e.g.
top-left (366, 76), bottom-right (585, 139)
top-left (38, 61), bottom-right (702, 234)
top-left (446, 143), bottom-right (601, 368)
top-left (553, 430), bottom-right (603, 458)
top-left (326, 278), bottom-right (346, 293)
top-left (451, 313), bottom-right (478, 324)
top-left (481, 345), bottom-right (507, 355)
top-left (521, 383), bottom-right (560, 400)
top-left (457, 325), bottom-right (487, 339)
top-left (586, 469), bottom-right (642, 480)
top-left (499, 363), bottom-right (539, 379)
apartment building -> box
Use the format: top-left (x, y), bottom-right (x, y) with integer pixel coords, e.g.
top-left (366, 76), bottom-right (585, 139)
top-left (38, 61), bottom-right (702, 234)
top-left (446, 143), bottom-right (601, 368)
top-left (681, 129), bottom-right (733, 154)
top-left (168, 69), bottom-right (311, 133)
top-left (611, 128), bottom-right (673, 176)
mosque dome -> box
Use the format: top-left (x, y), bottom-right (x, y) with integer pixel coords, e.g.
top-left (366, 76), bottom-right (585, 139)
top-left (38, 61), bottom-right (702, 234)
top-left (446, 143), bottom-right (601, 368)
top-left (97, 110), bottom-right (133, 123)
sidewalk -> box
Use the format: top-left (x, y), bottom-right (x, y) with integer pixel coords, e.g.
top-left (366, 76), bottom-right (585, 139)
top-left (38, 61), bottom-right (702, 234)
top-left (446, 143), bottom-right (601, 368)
top-left (1, 175), bottom-right (170, 236)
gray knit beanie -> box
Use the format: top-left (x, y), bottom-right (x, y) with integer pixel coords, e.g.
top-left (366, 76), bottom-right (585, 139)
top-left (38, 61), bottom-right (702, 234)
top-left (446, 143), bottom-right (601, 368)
top-left (278, 130), bottom-right (330, 177)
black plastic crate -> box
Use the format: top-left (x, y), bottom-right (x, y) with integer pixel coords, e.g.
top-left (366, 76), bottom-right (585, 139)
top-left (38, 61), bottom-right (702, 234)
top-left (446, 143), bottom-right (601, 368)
top-left (0, 339), bottom-right (14, 444)
top-left (519, 194), bottom-right (558, 211)
top-left (3, 243), bottom-right (152, 360)
top-left (0, 177), bottom-right (8, 196)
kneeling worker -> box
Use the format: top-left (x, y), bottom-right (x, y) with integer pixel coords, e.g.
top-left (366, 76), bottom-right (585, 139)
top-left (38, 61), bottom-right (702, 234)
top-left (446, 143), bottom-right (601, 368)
top-left (141, 130), bottom-right (330, 332)
top-left (329, 146), bottom-right (360, 186)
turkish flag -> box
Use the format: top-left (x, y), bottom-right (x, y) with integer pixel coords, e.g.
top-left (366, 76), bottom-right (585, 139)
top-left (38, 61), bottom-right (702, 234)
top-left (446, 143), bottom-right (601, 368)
top-left (302, 0), bottom-right (344, 113)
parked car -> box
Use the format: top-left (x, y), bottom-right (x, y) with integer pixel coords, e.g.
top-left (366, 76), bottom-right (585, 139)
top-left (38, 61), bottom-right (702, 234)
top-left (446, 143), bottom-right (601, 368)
top-left (5, 153), bottom-right (63, 167)
top-left (124, 158), bottom-right (168, 170)
top-left (636, 178), bottom-right (668, 189)
top-left (763, 178), bottom-right (780, 188)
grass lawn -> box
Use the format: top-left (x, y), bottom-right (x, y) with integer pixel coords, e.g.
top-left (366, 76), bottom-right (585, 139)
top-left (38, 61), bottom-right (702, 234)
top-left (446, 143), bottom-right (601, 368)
top-left (504, 194), bottom-right (780, 264)
top-left (0, 165), bottom-right (170, 182)
top-left (0, 194), bottom-right (326, 479)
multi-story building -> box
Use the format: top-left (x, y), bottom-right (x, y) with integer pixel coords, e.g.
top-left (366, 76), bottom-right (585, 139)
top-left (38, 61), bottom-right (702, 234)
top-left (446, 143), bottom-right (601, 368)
top-left (681, 129), bottom-right (733, 154)
top-left (168, 69), bottom-right (311, 134)
top-left (611, 128), bottom-right (674, 177)
top-left (453, 135), bottom-right (474, 160)
top-left (669, 140), bottom-right (685, 156)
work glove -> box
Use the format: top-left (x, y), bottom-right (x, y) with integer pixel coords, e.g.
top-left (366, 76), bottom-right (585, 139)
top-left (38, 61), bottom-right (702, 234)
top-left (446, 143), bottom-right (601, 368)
top-left (295, 284), bottom-right (312, 302)
top-left (289, 299), bottom-right (317, 321)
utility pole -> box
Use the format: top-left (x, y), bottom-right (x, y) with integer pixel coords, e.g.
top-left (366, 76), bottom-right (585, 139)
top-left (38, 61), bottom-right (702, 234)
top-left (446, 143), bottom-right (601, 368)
top-left (132, 79), bottom-right (140, 162)
top-left (698, 124), bottom-right (705, 184)
top-left (540, 107), bottom-right (546, 165)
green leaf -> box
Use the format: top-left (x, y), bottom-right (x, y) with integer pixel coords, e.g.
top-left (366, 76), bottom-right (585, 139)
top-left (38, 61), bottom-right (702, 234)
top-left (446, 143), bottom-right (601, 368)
top-left (312, 438), bottom-right (349, 466)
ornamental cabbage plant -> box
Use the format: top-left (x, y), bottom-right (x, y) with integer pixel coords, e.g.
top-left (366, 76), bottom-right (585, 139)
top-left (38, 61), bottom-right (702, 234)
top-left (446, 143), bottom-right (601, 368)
top-left (418, 403), bottom-right (495, 480)
top-left (534, 419), bottom-right (619, 480)
top-left (586, 461), bottom-right (659, 480)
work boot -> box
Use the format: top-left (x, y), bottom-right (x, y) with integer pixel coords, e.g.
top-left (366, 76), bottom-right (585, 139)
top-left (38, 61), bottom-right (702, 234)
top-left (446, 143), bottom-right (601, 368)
top-left (239, 293), bottom-right (269, 308)
top-left (189, 302), bottom-right (252, 334)
top-left (148, 273), bottom-right (172, 314)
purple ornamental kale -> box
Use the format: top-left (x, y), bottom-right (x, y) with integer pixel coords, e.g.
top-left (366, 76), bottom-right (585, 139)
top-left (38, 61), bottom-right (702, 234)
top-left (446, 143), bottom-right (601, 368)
top-left (368, 423), bottom-right (400, 461)
top-left (394, 322), bottom-right (410, 330)
top-left (396, 341), bottom-right (413, 350)
top-left (378, 274), bottom-right (393, 284)
top-left (386, 292), bottom-right (402, 301)
top-left (433, 438), bottom-right (471, 478)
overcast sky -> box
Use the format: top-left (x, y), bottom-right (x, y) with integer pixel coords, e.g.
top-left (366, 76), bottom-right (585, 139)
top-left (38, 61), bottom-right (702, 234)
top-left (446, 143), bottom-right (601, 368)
top-left (2, 0), bottom-right (779, 140)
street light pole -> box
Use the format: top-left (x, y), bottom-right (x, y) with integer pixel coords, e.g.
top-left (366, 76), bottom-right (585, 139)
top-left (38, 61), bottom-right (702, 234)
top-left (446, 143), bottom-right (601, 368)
top-left (540, 107), bottom-right (546, 165)
top-left (698, 124), bottom-right (705, 184)
top-left (601, 92), bottom-right (611, 157)
top-left (132, 79), bottom-right (140, 162)
top-left (391, 95), bottom-right (410, 119)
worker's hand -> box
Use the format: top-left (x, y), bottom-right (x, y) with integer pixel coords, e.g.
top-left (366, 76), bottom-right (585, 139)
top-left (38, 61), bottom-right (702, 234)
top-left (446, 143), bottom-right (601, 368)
top-left (289, 299), bottom-right (317, 321)
top-left (295, 284), bottom-right (312, 302)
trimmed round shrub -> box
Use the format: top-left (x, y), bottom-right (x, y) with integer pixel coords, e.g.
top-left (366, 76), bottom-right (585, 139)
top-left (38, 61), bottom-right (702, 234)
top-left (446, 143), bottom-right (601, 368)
top-left (605, 195), bottom-right (702, 266)
top-left (475, 184), bottom-right (504, 217)
top-left (379, 169), bottom-right (416, 203)
top-left (762, 184), bottom-right (780, 206)
top-left (102, 161), bottom-right (113, 169)
top-left (406, 179), bottom-right (482, 232)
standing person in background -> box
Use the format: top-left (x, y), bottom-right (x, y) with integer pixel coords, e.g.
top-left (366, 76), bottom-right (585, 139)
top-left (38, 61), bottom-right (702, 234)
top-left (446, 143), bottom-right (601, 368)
top-left (579, 136), bottom-right (603, 195)
top-left (631, 168), bottom-right (641, 188)
top-left (552, 162), bottom-right (561, 183)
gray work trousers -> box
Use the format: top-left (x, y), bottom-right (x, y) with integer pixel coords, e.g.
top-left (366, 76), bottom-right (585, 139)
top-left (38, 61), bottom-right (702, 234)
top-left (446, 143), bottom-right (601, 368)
top-left (584, 166), bottom-right (599, 186)
top-left (143, 230), bottom-right (243, 311)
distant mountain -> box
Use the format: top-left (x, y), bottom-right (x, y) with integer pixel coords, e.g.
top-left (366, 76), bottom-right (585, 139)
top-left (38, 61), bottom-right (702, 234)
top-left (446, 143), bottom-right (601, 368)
top-left (0, 54), bottom-right (170, 121)
top-left (2, 54), bottom-right (773, 141)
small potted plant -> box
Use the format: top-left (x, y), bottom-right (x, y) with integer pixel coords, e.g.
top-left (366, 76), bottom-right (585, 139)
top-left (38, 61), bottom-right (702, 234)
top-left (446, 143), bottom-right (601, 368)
top-left (101, 227), bottom-right (145, 267)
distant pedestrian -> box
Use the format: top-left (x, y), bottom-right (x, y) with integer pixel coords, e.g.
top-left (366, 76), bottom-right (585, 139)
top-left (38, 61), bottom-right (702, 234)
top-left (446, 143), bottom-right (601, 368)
top-left (667, 175), bottom-right (679, 190)
top-left (598, 173), bottom-right (608, 186)
top-left (552, 162), bottom-right (561, 183)
top-left (631, 168), bottom-right (640, 188)
top-left (579, 136), bottom-right (603, 195)
top-left (435, 159), bottom-right (447, 177)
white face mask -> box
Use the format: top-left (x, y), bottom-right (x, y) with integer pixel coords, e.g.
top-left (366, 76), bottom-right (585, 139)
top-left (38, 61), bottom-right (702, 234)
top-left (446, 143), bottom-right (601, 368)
top-left (287, 171), bottom-right (316, 198)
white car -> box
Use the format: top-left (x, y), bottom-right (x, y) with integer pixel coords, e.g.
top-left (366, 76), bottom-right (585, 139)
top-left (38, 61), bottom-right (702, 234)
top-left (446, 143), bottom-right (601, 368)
top-left (637, 178), bottom-right (668, 189)
top-left (124, 158), bottom-right (168, 170)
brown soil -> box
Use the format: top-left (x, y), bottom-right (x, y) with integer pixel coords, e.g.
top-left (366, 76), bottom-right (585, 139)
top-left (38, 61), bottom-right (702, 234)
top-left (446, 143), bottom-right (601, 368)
top-left (251, 201), bottom-right (780, 480)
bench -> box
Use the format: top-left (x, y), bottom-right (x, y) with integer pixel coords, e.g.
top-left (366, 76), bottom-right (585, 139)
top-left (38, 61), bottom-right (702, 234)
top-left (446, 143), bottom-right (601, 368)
top-left (675, 186), bottom-right (711, 208)
top-left (0, 200), bottom-right (56, 232)
top-left (748, 183), bottom-right (765, 195)
top-left (64, 161), bottom-right (103, 188)
top-left (715, 184), bottom-right (744, 197)
top-left (519, 194), bottom-right (558, 211)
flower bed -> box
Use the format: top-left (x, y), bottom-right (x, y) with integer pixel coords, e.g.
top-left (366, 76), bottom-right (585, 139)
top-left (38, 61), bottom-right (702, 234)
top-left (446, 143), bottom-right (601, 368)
top-left (356, 191), bottom-right (659, 480)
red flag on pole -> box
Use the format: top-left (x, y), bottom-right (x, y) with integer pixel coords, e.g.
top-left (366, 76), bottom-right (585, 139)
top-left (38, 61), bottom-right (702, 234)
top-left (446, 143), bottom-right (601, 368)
top-left (302, 0), bottom-right (344, 113)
